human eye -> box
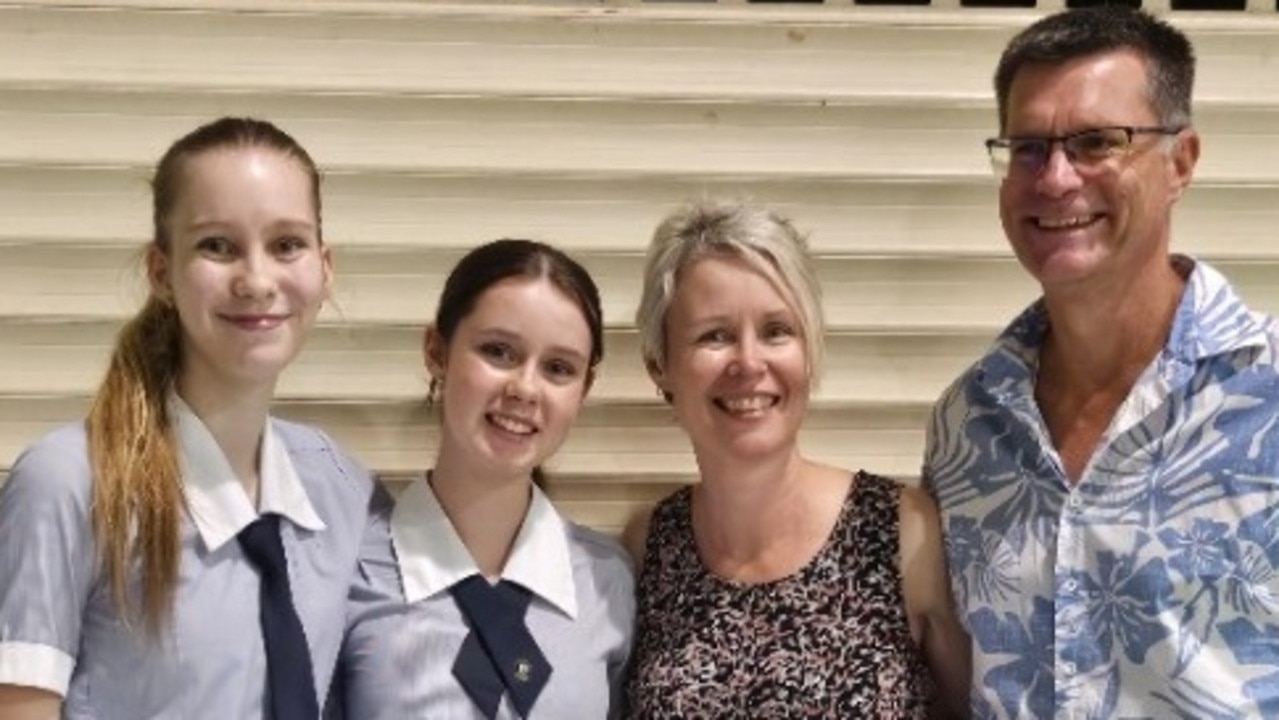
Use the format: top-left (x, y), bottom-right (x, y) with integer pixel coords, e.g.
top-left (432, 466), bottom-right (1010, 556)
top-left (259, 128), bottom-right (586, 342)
top-left (1067, 129), bottom-right (1126, 161)
top-left (696, 327), bottom-right (732, 345)
top-left (762, 320), bottom-right (797, 342)
top-left (543, 357), bottom-right (582, 383)
top-left (271, 235), bottom-right (312, 260)
top-left (478, 341), bottom-right (518, 367)
top-left (195, 236), bottom-right (236, 260)
top-left (1007, 138), bottom-right (1048, 167)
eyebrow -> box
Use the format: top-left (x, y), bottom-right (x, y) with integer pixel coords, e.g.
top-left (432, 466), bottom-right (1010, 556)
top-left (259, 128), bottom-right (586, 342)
top-left (477, 327), bottom-right (590, 363)
top-left (684, 307), bottom-right (796, 325)
top-left (183, 218), bottom-right (317, 234)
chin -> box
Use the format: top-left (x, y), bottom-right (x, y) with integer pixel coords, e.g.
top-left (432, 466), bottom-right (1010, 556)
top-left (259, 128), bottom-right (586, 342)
top-left (717, 435), bottom-right (791, 462)
top-left (1020, 248), bottom-right (1108, 287)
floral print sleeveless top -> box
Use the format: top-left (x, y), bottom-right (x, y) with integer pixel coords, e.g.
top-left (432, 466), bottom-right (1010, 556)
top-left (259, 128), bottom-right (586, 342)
top-left (625, 471), bottom-right (933, 719)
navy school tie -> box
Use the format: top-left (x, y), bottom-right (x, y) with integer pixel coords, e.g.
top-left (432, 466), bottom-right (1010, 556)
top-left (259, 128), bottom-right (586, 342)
top-left (238, 514), bottom-right (319, 720)
top-left (450, 575), bottom-right (552, 719)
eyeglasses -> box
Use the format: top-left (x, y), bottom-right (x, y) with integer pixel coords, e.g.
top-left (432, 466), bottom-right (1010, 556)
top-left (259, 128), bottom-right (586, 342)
top-left (985, 126), bottom-right (1183, 179)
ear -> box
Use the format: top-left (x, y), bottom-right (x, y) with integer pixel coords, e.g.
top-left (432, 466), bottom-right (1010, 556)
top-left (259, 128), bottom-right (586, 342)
top-left (646, 357), bottom-right (670, 398)
top-left (1167, 128), bottom-right (1200, 202)
top-left (146, 244), bottom-right (171, 302)
top-left (320, 243), bottom-right (335, 299)
top-left (423, 324), bottom-right (447, 378)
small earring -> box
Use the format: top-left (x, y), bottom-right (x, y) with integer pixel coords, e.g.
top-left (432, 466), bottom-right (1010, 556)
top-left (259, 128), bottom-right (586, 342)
top-left (427, 376), bottom-right (443, 408)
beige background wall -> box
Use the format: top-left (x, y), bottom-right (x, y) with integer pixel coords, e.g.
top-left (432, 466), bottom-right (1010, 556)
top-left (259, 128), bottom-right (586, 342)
top-left (2, 0), bottom-right (1278, 533)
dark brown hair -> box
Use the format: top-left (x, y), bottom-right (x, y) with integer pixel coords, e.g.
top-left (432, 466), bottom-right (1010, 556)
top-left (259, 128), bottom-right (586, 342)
top-left (994, 6), bottom-right (1195, 132)
top-left (429, 238), bottom-right (604, 487)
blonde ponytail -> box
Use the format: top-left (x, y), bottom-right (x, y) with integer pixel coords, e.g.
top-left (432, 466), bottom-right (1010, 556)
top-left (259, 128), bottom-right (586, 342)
top-left (86, 296), bottom-right (183, 634)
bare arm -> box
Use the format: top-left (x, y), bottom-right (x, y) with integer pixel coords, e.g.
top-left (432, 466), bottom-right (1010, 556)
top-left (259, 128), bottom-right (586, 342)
top-left (0, 685), bottom-right (61, 720)
top-left (899, 485), bottom-right (971, 720)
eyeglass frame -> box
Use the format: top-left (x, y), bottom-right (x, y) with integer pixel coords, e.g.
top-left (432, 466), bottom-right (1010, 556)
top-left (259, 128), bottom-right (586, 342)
top-left (984, 125), bottom-right (1185, 179)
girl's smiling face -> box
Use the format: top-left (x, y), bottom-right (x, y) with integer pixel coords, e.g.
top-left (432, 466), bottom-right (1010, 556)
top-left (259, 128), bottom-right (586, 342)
top-left (428, 275), bottom-right (594, 482)
top-left (150, 147), bottom-right (330, 397)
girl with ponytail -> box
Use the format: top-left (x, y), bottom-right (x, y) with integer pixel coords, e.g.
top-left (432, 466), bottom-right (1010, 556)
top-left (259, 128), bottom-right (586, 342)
top-left (0, 117), bottom-right (375, 720)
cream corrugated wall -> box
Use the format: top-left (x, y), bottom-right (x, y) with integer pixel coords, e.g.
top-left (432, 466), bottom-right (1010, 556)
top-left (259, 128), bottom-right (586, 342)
top-left (2, 1), bottom-right (1279, 534)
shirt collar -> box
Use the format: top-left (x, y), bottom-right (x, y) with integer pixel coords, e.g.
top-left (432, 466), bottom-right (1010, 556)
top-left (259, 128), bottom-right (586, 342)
top-left (173, 394), bottom-right (326, 552)
top-left (1167, 256), bottom-right (1277, 361)
top-left (974, 255), bottom-right (1277, 413)
top-left (391, 476), bottom-right (578, 619)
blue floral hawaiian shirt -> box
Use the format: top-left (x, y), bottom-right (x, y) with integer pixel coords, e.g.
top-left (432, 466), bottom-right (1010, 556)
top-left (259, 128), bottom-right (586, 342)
top-left (925, 257), bottom-right (1279, 719)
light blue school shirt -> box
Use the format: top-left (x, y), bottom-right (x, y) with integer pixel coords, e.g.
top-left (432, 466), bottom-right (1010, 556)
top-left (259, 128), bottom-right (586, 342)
top-left (925, 257), bottom-right (1279, 718)
top-left (0, 396), bottom-right (374, 719)
top-left (338, 476), bottom-right (635, 719)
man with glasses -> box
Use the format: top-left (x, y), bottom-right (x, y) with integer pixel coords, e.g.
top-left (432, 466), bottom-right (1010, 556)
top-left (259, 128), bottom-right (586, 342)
top-left (924, 6), bottom-right (1279, 718)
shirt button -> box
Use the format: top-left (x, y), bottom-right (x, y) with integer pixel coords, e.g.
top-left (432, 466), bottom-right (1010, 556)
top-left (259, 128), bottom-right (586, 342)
top-left (1069, 494), bottom-right (1084, 510)
top-left (1063, 579), bottom-right (1078, 592)
top-left (1062, 662), bottom-right (1076, 676)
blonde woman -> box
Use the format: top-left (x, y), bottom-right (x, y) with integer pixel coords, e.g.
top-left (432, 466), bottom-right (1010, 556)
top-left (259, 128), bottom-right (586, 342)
top-left (623, 200), bottom-right (969, 719)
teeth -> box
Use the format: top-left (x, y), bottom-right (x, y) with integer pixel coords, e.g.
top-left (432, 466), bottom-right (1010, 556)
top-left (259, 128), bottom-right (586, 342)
top-left (1038, 215), bottom-right (1095, 229)
top-left (720, 395), bottom-right (775, 413)
top-left (490, 414), bottom-right (535, 435)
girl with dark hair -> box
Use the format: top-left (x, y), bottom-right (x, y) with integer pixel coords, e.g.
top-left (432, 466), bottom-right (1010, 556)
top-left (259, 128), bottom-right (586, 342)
top-left (0, 117), bottom-right (374, 719)
top-left (338, 239), bottom-right (634, 719)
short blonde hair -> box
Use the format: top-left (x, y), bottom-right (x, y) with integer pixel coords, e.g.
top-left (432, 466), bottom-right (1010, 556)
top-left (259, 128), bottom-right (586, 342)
top-left (635, 199), bottom-right (824, 386)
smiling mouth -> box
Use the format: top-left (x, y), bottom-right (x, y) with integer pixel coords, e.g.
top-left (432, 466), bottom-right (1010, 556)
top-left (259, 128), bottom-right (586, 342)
top-left (488, 413), bottom-right (537, 435)
top-left (1034, 213), bottom-right (1102, 230)
top-left (714, 394), bottom-right (779, 415)
top-left (223, 314), bottom-right (288, 330)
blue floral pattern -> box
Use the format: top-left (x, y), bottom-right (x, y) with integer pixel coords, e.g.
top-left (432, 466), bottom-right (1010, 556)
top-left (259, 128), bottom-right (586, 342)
top-left (925, 258), bottom-right (1279, 719)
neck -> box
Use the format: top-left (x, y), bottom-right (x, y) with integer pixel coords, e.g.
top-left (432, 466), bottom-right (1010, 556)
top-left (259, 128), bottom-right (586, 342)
top-left (430, 450), bottom-right (533, 579)
top-left (177, 376), bottom-right (273, 505)
top-left (691, 447), bottom-right (808, 558)
top-left (1039, 256), bottom-right (1184, 393)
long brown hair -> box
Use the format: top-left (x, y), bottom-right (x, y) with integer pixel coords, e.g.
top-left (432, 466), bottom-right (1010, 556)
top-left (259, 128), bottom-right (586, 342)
top-left (86, 117), bottom-right (322, 634)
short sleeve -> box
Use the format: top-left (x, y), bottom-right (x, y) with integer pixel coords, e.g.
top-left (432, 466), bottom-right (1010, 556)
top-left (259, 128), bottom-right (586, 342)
top-left (0, 424), bottom-right (98, 695)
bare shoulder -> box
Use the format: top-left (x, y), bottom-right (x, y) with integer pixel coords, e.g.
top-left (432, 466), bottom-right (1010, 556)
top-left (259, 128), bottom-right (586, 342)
top-left (898, 483), bottom-right (943, 546)
top-left (620, 503), bottom-right (656, 566)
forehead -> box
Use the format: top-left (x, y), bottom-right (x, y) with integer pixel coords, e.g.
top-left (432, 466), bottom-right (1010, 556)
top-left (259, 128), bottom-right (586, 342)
top-left (171, 148), bottom-right (314, 216)
top-left (1005, 49), bottom-right (1156, 133)
top-left (179, 146), bottom-right (307, 185)
top-left (670, 255), bottom-right (795, 318)
top-left (464, 276), bottom-right (592, 350)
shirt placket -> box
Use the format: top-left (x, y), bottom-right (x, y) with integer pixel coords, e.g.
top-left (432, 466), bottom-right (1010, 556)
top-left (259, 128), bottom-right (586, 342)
top-left (1053, 484), bottom-right (1097, 720)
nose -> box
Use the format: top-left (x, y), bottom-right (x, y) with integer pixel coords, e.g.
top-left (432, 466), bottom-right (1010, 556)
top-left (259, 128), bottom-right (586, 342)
top-left (726, 332), bottom-right (766, 379)
top-left (231, 247), bottom-right (277, 300)
top-left (504, 363), bottom-right (539, 403)
top-left (1034, 143), bottom-right (1084, 199)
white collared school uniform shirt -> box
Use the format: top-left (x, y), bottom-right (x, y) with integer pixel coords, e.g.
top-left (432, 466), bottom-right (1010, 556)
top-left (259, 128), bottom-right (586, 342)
top-left (0, 396), bottom-right (375, 719)
top-left (338, 476), bottom-right (635, 719)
